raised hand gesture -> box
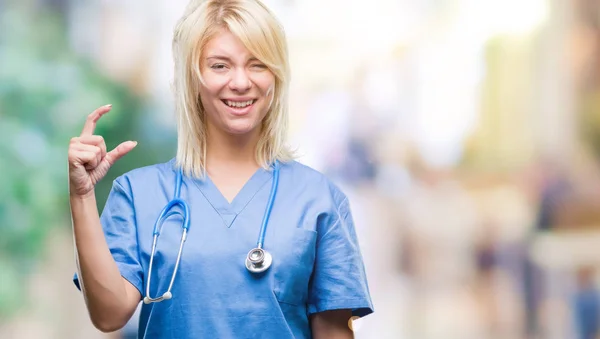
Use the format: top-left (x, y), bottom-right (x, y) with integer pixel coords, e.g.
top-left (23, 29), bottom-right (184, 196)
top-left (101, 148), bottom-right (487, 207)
top-left (68, 105), bottom-right (137, 198)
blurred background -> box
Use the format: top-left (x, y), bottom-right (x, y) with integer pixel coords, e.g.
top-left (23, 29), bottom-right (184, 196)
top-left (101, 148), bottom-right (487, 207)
top-left (2, 0), bottom-right (600, 338)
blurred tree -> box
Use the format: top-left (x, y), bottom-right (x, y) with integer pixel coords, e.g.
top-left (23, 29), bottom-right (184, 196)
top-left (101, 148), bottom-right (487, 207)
top-left (580, 93), bottom-right (600, 159)
top-left (0, 2), bottom-right (174, 321)
top-left (574, 0), bottom-right (600, 160)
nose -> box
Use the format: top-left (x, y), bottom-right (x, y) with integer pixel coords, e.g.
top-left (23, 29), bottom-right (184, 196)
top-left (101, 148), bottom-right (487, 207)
top-left (228, 68), bottom-right (252, 92)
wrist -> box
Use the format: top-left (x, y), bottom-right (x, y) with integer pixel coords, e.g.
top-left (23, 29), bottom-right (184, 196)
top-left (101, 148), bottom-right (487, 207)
top-left (70, 190), bottom-right (96, 202)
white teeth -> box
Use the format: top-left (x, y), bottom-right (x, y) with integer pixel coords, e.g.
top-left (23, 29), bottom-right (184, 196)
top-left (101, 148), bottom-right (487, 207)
top-left (226, 100), bottom-right (253, 108)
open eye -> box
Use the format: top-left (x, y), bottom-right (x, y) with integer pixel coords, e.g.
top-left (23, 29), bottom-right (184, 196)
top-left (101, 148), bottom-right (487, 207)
top-left (210, 63), bottom-right (227, 70)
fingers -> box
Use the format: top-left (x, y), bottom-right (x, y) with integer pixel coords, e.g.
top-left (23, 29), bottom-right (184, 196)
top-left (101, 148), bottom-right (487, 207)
top-left (69, 148), bottom-right (100, 171)
top-left (104, 141), bottom-right (138, 166)
top-left (70, 142), bottom-right (103, 169)
top-left (78, 135), bottom-right (107, 160)
top-left (80, 104), bottom-right (112, 137)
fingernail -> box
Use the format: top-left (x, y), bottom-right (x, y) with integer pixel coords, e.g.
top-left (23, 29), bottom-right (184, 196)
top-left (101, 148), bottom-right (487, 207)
top-left (132, 141), bottom-right (138, 146)
top-left (105, 104), bottom-right (112, 108)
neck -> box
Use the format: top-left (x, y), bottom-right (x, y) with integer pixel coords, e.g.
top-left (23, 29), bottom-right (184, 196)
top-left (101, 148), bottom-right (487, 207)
top-left (205, 125), bottom-right (261, 169)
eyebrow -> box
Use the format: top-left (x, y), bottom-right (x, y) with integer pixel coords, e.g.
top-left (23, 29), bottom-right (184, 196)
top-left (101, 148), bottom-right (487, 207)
top-left (206, 55), bottom-right (231, 62)
top-left (205, 55), bottom-right (260, 62)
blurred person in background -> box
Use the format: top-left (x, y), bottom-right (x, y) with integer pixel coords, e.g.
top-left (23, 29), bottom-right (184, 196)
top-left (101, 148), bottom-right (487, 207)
top-left (67, 0), bottom-right (373, 338)
top-left (572, 267), bottom-right (600, 339)
top-left (524, 158), bottom-right (572, 338)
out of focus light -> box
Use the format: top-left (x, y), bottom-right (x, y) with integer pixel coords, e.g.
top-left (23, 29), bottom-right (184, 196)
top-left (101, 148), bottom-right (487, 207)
top-left (348, 316), bottom-right (363, 332)
top-left (412, 0), bottom-right (549, 168)
top-left (282, 0), bottom-right (425, 57)
top-left (471, 0), bottom-right (549, 36)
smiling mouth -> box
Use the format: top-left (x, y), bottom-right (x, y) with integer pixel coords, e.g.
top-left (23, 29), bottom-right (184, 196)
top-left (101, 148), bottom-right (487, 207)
top-left (222, 99), bottom-right (256, 108)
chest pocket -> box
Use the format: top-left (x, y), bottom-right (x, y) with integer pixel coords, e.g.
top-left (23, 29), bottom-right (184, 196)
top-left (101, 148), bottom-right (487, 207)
top-left (272, 228), bottom-right (317, 305)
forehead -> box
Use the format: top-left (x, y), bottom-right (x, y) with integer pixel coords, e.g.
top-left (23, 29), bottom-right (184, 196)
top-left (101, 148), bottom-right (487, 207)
top-left (203, 29), bottom-right (253, 61)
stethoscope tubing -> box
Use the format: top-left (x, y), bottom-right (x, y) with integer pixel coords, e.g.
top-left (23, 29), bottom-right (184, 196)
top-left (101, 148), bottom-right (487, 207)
top-left (144, 163), bottom-right (279, 303)
top-left (257, 162), bottom-right (279, 249)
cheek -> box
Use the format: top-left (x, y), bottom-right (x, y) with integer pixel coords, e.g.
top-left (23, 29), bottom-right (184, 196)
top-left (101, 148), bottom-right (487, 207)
top-left (198, 88), bottom-right (209, 108)
top-left (251, 72), bottom-right (275, 93)
top-left (199, 75), bottom-right (227, 103)
top-left (199, 84), bottom-right (212, 101)
top-left (255, 75), bottom-right (276, 107)
top-left (265, 87), bottom-right (275, 112)
top-left (265, 83), bottom-right (275, 98)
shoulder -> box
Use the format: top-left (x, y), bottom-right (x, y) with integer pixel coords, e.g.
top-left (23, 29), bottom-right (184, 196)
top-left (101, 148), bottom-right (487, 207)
top-left (113, 158), bottom-right (176, 191)
top-left (279, 160), bottom-right (348, 210)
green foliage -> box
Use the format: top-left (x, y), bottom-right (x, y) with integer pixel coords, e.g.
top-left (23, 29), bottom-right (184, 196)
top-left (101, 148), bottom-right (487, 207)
top-left (0, 4), bottom-right (175, 320)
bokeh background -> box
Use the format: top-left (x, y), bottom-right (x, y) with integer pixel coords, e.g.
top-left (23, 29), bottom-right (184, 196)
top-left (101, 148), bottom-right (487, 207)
top-left (3, 0), bottom-right (600, 338)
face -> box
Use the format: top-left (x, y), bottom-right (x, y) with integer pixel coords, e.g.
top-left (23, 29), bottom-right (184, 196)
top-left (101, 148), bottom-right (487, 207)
top-left (199, 28), bottom-right (276, 138)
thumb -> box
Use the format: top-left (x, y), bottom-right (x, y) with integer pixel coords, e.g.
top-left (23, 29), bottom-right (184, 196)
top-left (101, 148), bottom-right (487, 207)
top-left (105, 141), bottom-right (138, 166)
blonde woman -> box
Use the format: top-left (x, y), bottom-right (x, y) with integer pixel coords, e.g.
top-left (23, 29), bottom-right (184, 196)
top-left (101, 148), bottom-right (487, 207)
top-left (68, 0), bottom-right (373, 337)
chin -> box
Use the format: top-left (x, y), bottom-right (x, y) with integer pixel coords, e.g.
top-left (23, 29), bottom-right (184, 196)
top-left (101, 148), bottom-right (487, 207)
top-left (224, 121), bottom-right (260, 136)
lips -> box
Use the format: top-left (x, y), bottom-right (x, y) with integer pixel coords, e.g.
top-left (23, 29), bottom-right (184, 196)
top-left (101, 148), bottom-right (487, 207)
top-left (221, 99), bottom-right (256, 116)
top-left (223, 99), bottom-right (255, 108)
top-left (222, 99), bottom-right (256, 108)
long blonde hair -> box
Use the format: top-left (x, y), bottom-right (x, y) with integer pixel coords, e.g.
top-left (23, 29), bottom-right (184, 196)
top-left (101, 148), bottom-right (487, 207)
top-left (172, 0), bottom-right (294, 177)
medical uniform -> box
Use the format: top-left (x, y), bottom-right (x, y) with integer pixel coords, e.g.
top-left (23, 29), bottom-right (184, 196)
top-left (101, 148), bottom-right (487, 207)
top-left (73, 159), bottom-right (373, 338)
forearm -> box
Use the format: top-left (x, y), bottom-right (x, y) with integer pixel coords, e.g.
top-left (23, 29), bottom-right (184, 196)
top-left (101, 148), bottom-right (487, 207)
top-left (311, 310), bottom-right (354, 339)
top-left (71, 192), bottom-right (136, 332)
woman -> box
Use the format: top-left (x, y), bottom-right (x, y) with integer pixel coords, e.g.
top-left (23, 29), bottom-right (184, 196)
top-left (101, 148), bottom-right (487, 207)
top-left (68, 0), bottom-right (373, 338)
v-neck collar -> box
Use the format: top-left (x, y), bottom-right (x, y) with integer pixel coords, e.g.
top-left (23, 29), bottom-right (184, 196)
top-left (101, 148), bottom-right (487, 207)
top-left (190, 167), bottom-right (273, 228)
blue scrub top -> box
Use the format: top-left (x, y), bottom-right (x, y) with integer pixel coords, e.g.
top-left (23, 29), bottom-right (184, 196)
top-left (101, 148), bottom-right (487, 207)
top-left (73, 159), bottom-right (373, 338)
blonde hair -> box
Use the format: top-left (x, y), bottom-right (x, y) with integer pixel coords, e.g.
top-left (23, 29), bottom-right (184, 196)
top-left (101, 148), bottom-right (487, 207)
top-left (172, 0), bottom-right (295, 178)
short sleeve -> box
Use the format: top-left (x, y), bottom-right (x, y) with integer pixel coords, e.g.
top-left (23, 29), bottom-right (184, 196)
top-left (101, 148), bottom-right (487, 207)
top-left (307, 196), bottom-right (374, 318)
top-left (72, 177), bottom-right (144, 297)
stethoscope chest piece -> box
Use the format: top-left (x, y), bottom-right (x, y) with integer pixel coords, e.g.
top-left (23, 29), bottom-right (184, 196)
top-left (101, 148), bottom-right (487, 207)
top-left (245, 248), bottom-right (272, 273)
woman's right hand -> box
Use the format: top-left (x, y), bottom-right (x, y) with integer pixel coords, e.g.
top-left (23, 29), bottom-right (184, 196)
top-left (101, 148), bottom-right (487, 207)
top-left (68, 105), bottom-right (137, 198)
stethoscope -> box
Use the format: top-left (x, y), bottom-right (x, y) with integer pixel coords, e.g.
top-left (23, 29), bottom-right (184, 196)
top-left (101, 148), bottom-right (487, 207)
top-left (143, 163), bottom-right (280, 304)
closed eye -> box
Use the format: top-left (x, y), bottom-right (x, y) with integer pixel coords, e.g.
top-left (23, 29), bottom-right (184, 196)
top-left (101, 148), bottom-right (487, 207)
top-left (251, 63), bottom-right (268, 69)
